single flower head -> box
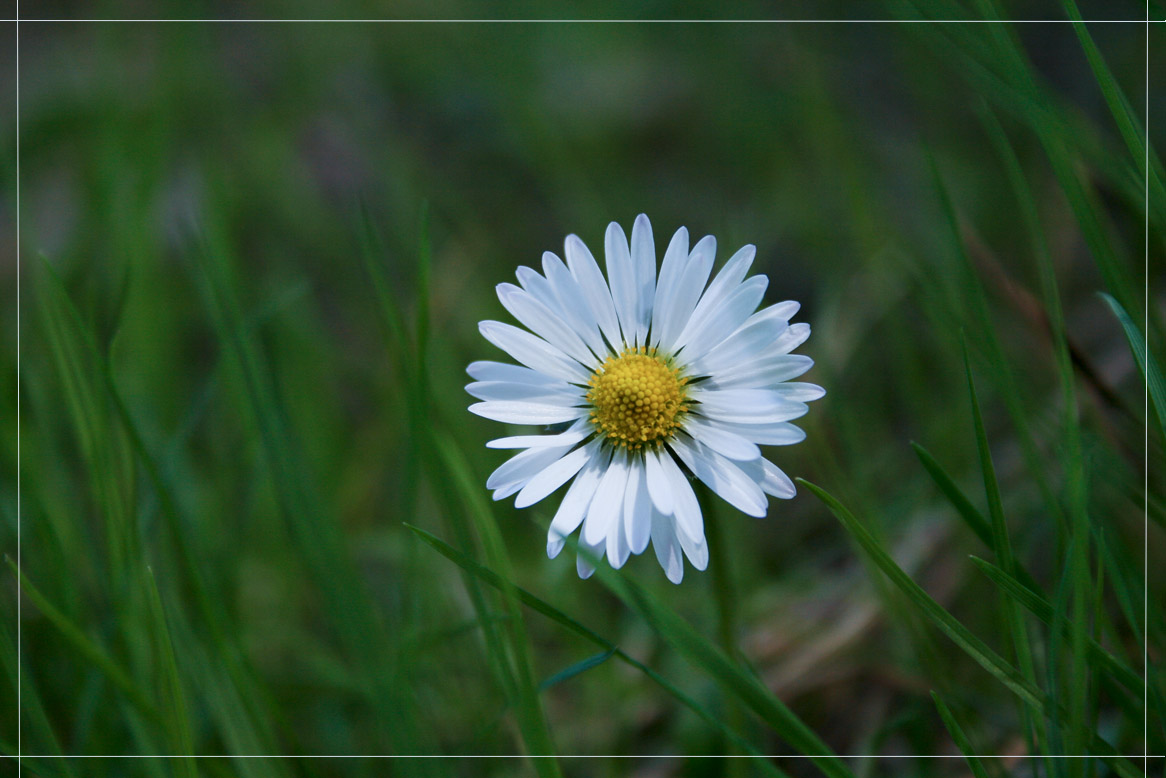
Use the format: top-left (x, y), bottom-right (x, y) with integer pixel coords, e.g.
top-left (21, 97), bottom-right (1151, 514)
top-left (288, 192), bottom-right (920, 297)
top-left (467, 215), bottom-right (823, 583)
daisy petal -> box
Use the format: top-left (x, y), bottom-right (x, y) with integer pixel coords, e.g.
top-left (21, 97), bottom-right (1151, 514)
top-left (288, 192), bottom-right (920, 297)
top-left (514, 265), bottom-right (556, 308)
top-left (691, 305), bottom-right (790, 376)
top-left (479, 320), bottom-right (591, 384)
top-left (669, 435), bottom-right (768, 518)
top-left (682, 415), bottom-right (762, 461)
top-left (515, 440), bottom-right (599, 509)
top-left (582, 448), bottom-right (630, 546)
top-left (487, 425), bottom-right (590, 449)
top-left (771, 382), bottom-right (826, 402)
top-left (674, 243), bottom-right (756, 344)
top-left (565, 234), bottom-right (622, 351)
top-left (708, 420), bottom-right (806, 446)
top-left (465, 380), bottom-right (582, 404)
top-left (607, 506), bottom-right (631, 569)
top-left (549, 447), bottom-right (613, 551)
top-left (643, 447), bottom-right (674, 516)
top-left (577, 536), bottom-right (605, 579)
top-left (496, 283), bottom-right (596, 367)
top-left (605, 221), bottom-right (637, 346)
top-left (542, 252), bottom-right (608, 358)
top-left (630, 214), bottom-right (656, 345)
top-left (469, 401), bottom-right (586, 425)
top-left (655, 447), bottom-right (704, 546)
top-left (688, 387), bottom-right (808, 424)
top-left (675, 275), bottom-right (768, 362)
top-left (649, 226), bottom-right (690, 348)
top-left (677, 526), bottom-right (709, 571)
top-left (486, 444), bottom-right (575, 494)
top-left (654, 234), bottom-right (715, 354)
top-left (710, 354), bottom-right (814, 388)
top-left (651, 508), bottom-right (685, 584)
top-left (467, 360), bottom-right (565, 386)
top-left (623, 457), bottom-right (653, 555)
top-left (766, 321), bottom-right (811, 357)
top-left (738, 456), bottom-right (797, 499)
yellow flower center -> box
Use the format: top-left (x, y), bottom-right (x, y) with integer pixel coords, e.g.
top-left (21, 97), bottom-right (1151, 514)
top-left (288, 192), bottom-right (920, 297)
top-left (586, 347), bottom-right (689, 450)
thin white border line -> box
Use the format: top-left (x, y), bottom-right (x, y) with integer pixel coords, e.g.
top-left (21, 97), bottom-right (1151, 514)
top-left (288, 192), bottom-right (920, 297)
top-left (1144, 5), bottom-right (1151, 774)
top-left (15, 5), bottom-right (21, 777)
top-left (0, 17), bottom-right (1157, 23)
top-left (6, 9), bottom-right (1156, 769)
top-left (9, 754), bottom-right (1165, 759)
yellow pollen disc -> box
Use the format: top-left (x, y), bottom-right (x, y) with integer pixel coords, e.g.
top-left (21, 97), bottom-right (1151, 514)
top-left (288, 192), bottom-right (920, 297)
top-left (586, 347), bottom-right (688, 451)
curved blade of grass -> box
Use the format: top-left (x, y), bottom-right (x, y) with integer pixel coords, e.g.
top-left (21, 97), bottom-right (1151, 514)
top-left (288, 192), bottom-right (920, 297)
top-left (143, 567), bottom-right (196, 774)
top-left (192, 228), bottom-right (433, 760)
top-left (911, 442), bottom-right (993, 549)
top-left (930, 692), bottom-right (991, 778)
top-left (430, 432), bottom-right (561, 774)
top-left (979, 99), bottom-right (1096, 762)
top-left (38, 251), bottom-right (297, 766)
top-left (801, 479), bottom-right (1140, 778)
top-left (963, 340), bottom-right (1046, 759)
top-left (799, 479), bottom-right (1042, 707)
top-left (0, 619), bottom-right (74, 774)
top-left (590, 558), bottom-right (851, 777)
top-left (37, 258), bottom-right (137, 587)
top-left (927, 158), bottom-right (1063, 529)
top-left (910, 9), bottom-right (1145, 320)
top-left (406, 523), bottom-right (788, 777)
top-left (1100, 292), bottom-right (1165, 441)
top-left (539, 649), bottom-right (618, 691)
top-left (1061, 0), bottom-right (1165, 211)
top-left (8, 558), bottom-right (157, 721)
top-left (969, 556), bottom-right (1145, 697)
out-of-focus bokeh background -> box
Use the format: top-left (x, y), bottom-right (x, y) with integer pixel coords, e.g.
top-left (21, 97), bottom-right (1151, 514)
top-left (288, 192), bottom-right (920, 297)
top-left (1, 3), bottom-right (1162, 776)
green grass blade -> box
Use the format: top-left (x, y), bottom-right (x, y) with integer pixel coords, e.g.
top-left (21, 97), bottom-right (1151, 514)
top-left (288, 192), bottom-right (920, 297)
top-left (969, 556), bottom-right (1145, 697)
top-left (406, 523), bottom-right (788, 776)
top-left (801, 479), bottom-right (1141, 777)
top-left (962, 343), bottom-right (1013, 568)
top-left (1100, 292), bottom-right (1165, 441)
top-left (697, 483), bottom-right (749, 770)
top-left (357, 202), bottom-right (413, 392)
top-left (143, 567), bottom-right (197, 773)
top-left (979, 100), bottom-right (1096, 763)
top-left (1061, 0), bottom-right (1165, 212)
top-left (37, 258), bottom-right (137, 587)
top-left (358, 202), bottom-right (426, 554)
top-left (927, 157), bottom-right (1064, 529)
top-left (590, 558), bottom-right (852, 777)
top-left (9, 558), bottom-right (157, 721)
top-left (963, 340), bottom-right (1046, 758)
top-left (538, 649), bottom-right (617, 691)
top-left (0, 619), bottom-right (74, 773)
top-left (799, 479), bottom-right (1042, 708)
top-left (191, 228), bottom-right (431, 759)
top-left (38, 248), bottom-right (292, 761)
top-left (911, 442), bottom-right (993, 549)
top-left (415, 200), bottom-right (432, 387)
top-left (430, 432), bottom-right (562, 773)
top-left (930, 692), bottom-right (991, 778)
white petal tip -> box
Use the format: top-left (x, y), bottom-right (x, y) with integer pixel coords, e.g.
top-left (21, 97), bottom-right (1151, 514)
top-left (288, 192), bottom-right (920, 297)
top-left (547, 537), bottom-right (565, 559)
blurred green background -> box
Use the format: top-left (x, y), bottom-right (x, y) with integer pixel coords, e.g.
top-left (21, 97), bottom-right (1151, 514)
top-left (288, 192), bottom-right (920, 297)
top-left (2, 3), bottom-right (1163, 776)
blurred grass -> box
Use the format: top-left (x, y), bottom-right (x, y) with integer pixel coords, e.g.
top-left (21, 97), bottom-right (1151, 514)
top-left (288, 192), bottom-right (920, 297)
top-left (2, 4), bottom-right (1162, 777)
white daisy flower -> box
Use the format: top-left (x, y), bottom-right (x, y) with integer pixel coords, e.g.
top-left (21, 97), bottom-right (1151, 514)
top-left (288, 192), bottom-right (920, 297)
top-left (467, 214), bottom-right (823, 583)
